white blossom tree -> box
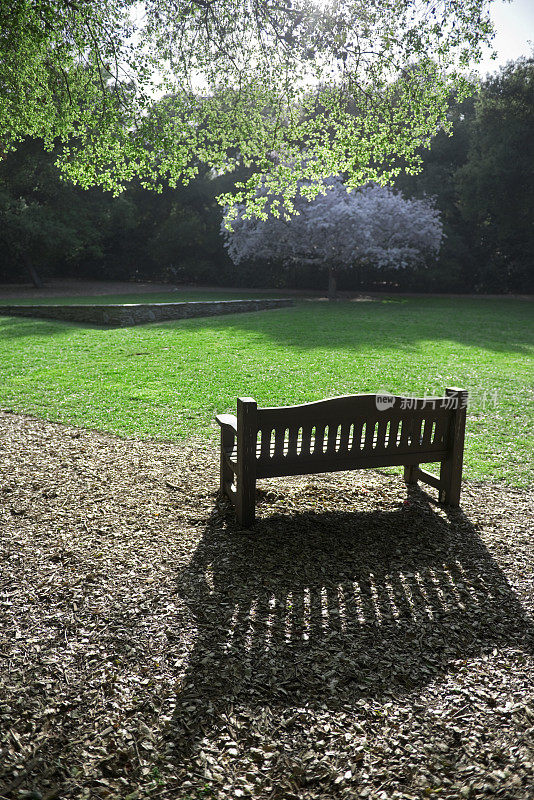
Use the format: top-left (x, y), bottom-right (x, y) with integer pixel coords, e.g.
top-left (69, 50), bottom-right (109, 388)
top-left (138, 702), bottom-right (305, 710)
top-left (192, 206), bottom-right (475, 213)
top-left (222, 178), bottom-right (443, 297)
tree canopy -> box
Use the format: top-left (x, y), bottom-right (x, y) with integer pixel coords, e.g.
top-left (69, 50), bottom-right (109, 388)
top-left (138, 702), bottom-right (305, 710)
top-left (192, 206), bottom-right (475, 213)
top-left (1, 0), bottom-right (495, 209)
top-left (3, 55), bottom-right (532, 294)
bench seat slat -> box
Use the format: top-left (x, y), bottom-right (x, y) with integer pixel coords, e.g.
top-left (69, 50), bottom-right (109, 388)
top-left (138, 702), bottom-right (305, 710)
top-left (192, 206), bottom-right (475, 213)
top-left (223, 447), bottom-right (237, 468)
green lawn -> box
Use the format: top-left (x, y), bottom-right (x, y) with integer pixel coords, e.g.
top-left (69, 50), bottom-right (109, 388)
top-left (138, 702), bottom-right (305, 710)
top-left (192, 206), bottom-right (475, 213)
top-left (1, 296), bottom-right (532, 485)
top-left (0, 289), bottom-right (288, 305)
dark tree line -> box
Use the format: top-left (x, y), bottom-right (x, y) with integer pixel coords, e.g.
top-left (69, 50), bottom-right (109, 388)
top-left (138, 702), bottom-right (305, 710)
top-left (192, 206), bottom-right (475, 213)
top-left (1, 56), bottom-right (532, 293)
top-left (395, 55), bottom-right (534, 294)
top-left (0, 138), bottom-right (240, 287)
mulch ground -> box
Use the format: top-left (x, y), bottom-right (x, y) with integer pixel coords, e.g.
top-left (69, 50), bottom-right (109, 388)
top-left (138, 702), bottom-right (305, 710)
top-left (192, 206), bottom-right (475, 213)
top-left (1, 410), bottom-right (532, 800)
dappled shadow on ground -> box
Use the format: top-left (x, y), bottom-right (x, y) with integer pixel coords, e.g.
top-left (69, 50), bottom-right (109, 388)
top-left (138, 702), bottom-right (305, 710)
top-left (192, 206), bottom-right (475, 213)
top-left (2, 410), bottom-right (532, 799)
top-left (169, 486), bottom-right (534, 759)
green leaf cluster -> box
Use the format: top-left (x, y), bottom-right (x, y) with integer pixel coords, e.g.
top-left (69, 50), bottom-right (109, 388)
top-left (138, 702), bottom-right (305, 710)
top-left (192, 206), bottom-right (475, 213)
top-left (1, 1), bottom-right (495, 208)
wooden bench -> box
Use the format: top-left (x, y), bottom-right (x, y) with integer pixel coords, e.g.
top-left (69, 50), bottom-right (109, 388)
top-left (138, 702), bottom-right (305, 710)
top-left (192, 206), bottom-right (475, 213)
top-left (215, 388), bottom-right (468, 527)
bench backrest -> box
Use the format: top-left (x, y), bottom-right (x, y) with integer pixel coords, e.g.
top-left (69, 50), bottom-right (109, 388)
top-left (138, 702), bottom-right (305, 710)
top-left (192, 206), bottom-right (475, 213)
top-left (237, 391), bottom-right (466, 479)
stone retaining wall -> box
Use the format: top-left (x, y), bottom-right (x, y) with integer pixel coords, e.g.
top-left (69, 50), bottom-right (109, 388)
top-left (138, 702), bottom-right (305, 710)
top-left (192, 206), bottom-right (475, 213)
top-left (0, 298), bottom-right (294, 327)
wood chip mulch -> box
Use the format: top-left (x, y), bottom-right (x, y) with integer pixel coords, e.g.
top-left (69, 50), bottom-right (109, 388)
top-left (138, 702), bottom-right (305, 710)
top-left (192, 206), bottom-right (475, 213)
top-left (1, 410), bottom-right (532, 800)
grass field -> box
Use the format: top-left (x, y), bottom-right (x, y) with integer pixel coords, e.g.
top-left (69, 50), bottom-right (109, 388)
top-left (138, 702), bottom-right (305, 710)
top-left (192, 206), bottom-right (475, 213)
top-left (0, 289), bottom-right (284, 304)
top-left (1, 295), bottom-right (532, 485)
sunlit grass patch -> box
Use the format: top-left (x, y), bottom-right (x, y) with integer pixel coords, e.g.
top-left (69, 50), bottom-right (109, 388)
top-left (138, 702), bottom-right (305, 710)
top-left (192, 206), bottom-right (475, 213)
top-left (0, 296), bottom-right (532, 485)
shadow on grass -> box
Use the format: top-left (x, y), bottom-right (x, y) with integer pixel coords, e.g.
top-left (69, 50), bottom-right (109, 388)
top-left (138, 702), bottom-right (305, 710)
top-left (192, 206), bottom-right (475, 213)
top-left (169, 486), bottom-right (533, 757)
top-left (0, 316), bottom-right (109, 339)
top-left (2, 297), bottom-right (533, 354)
top-left (181, 297), bottom-right (533, 355)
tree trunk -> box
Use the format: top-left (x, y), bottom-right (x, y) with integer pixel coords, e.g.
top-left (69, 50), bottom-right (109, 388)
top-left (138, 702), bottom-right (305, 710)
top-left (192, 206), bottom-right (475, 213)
top-left (327, 267), bottom-right (337, 300)
top-left (23, 255), bottom-right (43, 289)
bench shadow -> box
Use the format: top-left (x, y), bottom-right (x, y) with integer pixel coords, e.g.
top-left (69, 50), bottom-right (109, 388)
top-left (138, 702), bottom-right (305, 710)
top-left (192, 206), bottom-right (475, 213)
top-left (169, 486), bottom-right (533, 758)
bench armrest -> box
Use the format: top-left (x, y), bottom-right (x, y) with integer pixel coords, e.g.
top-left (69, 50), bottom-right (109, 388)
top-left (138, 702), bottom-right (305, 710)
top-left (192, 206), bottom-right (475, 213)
top-left (215, 414), bottom-right (237, 433)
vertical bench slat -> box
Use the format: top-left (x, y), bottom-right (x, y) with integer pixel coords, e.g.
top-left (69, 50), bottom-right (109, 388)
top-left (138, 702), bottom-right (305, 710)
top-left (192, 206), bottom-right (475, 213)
top-left (432, 416), bottom-right (448, 447)
top-left (421, 416), bottom-right (434, 447)
top-left (273, 426), bottom-right (286, 458)
top-left (374, 419), bottom-right (388, 452)
top-left (259, 427), bottom-right (272, 460)
top-left (338, 422), bottom-right (351, 454)
top-left (386, 416), bottom-right (400, 450)
top-left (326, 423), bottom-right (338, 454)
top-left (363, 419), bottom-right (375, 451)
top-left (287, 425), bottom-right (299, 458)
top-left (313, 424), bottom-right (326, 455)
top-left (410, 416), bottom-right (423, 448)
top-left (399, 416), bottom-right (412, 448)
top-left (300, 424), bottom-right (313, 456)
top-left (351, 421), bottom-right (363, 452)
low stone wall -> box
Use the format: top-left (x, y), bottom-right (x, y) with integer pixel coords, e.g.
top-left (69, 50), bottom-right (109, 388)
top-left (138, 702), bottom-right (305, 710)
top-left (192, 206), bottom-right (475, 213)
top-left (0, 298), bottom-right (294, 327)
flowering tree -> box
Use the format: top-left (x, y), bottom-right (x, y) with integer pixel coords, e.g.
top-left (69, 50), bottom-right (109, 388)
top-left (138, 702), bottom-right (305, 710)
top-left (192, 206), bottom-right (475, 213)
top-left (222, 179), bottom-right (443, 297)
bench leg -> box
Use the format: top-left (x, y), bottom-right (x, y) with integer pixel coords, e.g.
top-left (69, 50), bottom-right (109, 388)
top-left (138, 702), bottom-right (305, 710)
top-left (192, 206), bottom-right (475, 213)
top-left (236, 468), bottom-right (256, 527)
top-left (439, 387), bottom-right (467, 507)
top-left (219, 428), bottom-right (236, 500)
top-left (404, 464), bottom-right (419, 485)
top-left (220, 442), bottom-right (234, 501)
top-left (439, 458), bottom-right (462, 506)
top-left (236, 397), bottom-right (257, 527)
